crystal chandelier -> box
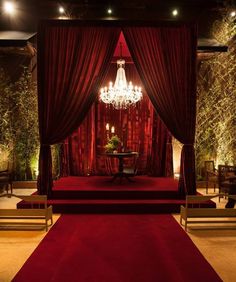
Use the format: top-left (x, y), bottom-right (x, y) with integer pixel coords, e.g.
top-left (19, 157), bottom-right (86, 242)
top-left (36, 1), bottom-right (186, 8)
top-left (100, 46), bottom-right (142, 109)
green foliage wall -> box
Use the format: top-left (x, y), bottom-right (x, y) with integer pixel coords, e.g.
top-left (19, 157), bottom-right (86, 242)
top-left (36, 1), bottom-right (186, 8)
top-left (196, 11), bottom-right (236, 177)
top-left (0, 69), bottom-right (13, 149)
top-left (0, 67), bottom-right (39, 179)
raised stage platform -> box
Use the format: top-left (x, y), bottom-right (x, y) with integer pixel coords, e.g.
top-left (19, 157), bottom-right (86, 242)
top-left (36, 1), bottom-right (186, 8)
top-left (52, 176), bottom-right (179, 199)
top-left (17, 176), bottom-right (215, 213)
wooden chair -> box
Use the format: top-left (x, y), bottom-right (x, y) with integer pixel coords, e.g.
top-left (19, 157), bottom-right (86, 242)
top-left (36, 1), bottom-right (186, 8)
top-left (0, 165), bottom-right (13, 194)
top-left (123, 153), bottom-right (139, 178)
top-left (204, 161), bottom-right (218, 194)
top-left (218, 165), bottom-right (236, 196)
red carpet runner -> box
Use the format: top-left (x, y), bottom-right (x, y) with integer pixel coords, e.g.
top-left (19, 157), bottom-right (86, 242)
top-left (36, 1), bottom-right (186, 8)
top-left (13, 214), bottom-right (222, 282)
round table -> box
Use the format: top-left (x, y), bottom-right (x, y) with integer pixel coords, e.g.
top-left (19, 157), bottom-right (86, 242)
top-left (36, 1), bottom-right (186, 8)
top-left (106, 152), bottom-right (138, 183)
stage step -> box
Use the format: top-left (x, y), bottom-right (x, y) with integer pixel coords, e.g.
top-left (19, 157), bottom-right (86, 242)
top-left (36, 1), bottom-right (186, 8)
top-left (51, 189), bottom-right (179, 200)
top-left (17, 198), bottom-right (215, 214)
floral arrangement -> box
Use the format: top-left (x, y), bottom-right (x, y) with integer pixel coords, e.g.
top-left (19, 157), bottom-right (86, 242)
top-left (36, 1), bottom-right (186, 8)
top-left (104, 135), bottom-right (121, 153)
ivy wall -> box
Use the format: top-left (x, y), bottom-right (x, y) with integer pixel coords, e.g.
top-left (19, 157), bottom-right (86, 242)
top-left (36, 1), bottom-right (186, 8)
top-left (195, 11), bottom-right (236, 178)
top-left (0, 67), bottom-right (39, 180)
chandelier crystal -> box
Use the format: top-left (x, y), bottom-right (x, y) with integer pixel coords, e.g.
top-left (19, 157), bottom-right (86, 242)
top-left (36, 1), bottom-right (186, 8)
top-left (100, 59), bottom-right (142, 110)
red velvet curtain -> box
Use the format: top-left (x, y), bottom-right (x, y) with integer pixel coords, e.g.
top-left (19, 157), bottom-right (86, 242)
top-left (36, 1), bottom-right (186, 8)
top-left (37, 23), bottom-right (121, 195)
top-left (64, 104), bottom-right (96, 176)
top-left (123, 25), bottom-right (197, 195)
top-left (61, 63), bottom-right (173, 177)
top-left (148, 113), bottom-right (173, 177)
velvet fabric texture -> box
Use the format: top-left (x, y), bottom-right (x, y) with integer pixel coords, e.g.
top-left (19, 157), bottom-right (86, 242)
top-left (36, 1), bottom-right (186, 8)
top-left (37, 24), bottom-right (121, 195)
top-left (37, 22), bottom-right (197, 196)
top-left (123, 26), bottom-right (197, 195)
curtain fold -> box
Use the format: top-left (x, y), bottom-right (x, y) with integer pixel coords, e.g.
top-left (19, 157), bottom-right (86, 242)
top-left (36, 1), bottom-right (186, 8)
top-left (59, 142), bottom-right (70, 177)
top-left (123, 25), bottom-right (197, 195)
top-left (37, 24), bottom-right (121, 195)
top-left (67, 104), bottom-right (96, 176)
top-left (148, 112), bottom-right (173, 177)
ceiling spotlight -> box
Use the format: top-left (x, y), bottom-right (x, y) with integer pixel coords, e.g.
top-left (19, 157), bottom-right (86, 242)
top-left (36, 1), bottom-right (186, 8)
top-left (59, 6), bottom-right (65, 14)
top-left (172, 9), bottom-right (178, 17)
top-left (230, 11), bottom-right (236, 17)
top-left (3, 1), bottom-right (15, 15)
top-left (107, 8), bottom-right (112, 14)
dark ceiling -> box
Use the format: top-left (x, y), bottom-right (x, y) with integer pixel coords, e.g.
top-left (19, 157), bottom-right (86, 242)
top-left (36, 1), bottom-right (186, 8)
top-left (0, 0), bottom-right (233, 37)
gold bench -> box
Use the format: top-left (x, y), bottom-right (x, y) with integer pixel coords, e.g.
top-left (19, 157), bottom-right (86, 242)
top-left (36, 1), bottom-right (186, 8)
top-left (0, 194), bottom-right (53, 231)
top-left (180, 194), bottom-right (236, 231)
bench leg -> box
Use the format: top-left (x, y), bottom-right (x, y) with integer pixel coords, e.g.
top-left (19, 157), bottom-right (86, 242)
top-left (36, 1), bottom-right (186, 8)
top-left (6, 184), bottom-right (9, 194)
top-left (184, 220), bottom-right (187, 231)
top-left (50, 217), bottom-right (53, 226)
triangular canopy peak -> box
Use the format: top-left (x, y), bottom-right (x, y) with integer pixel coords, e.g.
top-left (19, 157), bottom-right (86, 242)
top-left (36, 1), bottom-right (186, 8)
top-left (112, 32), bottom-right (133, 63)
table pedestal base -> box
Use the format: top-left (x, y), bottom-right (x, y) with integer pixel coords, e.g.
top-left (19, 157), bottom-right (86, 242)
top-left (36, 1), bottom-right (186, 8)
top-left (111, 173), bottom-right (135, 184)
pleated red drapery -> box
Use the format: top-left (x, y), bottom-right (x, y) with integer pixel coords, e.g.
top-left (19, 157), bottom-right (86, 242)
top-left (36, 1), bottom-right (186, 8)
top-left (63, 104), bottom-right (96, 176)
top-left (37, 24), bottom-right (121, 195)
top-left (148, 114), bottom-right (173, 177)
top-left (123, 25), bottom-right (197, 195)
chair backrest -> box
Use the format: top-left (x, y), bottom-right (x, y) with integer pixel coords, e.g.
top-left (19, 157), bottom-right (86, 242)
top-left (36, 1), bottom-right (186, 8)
top-left (132, 153), bottom-right (139, 175)
top-left (123, 153), bottom-right (139, 175)
top-left (218, 165), bottom-right (236, 187)
top-left (0, 168), bottom-right (10, 180)
top-left (204, 160), bottom-right (215, 173)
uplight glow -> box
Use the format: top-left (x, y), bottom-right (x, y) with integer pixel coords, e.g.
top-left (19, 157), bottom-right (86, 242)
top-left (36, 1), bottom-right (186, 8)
top-left (59, 6), bottom-right (65, 14)
top-left (3, 1), bottom-right (15, 15)
top-left (230, 11), bottom-right (236, 17)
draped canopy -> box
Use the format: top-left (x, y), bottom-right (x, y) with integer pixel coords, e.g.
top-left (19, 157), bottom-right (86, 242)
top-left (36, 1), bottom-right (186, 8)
top-left (37, 20), bottom-right (197, 197)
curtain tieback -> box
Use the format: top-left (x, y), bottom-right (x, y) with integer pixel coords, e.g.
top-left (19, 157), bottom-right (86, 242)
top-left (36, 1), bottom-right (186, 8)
top-left (183, 144), bottom-right (193, 146)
